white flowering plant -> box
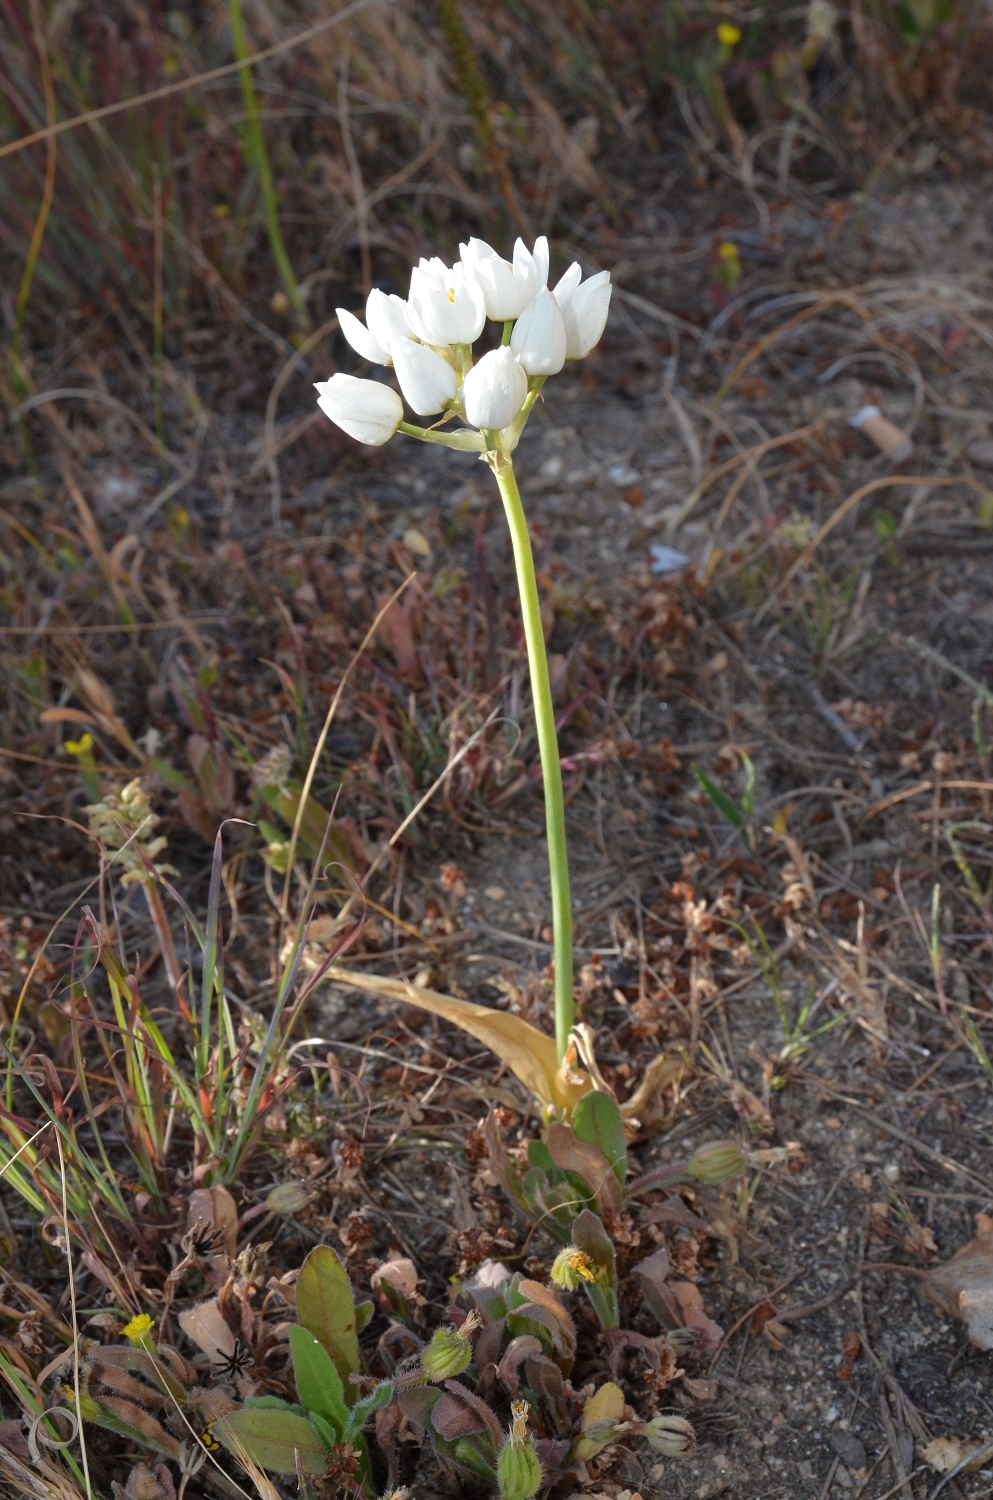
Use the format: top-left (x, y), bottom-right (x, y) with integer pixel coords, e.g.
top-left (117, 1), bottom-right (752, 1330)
top-left (315, 235), bottom-right (611, 1061)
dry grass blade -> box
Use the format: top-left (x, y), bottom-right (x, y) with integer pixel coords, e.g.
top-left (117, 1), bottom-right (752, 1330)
top-left (0, 0), bottom-right (382, 163)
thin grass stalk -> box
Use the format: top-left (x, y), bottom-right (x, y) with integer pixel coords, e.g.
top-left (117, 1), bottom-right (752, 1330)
top-left (0, 1039), bottom-right (128, 1222)
top-left (199, 830), bottom-right (225, 1084)
top-left (0, 0), bottom-right (374, 166)
top-left (66, 954), bottom-right (137, 1201)
top-left (152, 161), bottom-right (167, 481)
top-left (0, 1347), bottom-right (89, 1491)
top-left (226, 0), bottom-right (306, 323)
top-left (278, 576), bottom-right (417, 952)
top-left (54, 1130), bottom-right (94, 1500)
top-left (10, 0), bottom-right (57, 459)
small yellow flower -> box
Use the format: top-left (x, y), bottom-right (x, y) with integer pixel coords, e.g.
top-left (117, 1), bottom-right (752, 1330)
top-left (718, 241), bottom-right (739, 262)
top-left (122, 1312), bottom-right (155, 1344)
top-left (717, 22), bottom-right (742, 46)
top-left (65, 733), bottom-right (95, 757)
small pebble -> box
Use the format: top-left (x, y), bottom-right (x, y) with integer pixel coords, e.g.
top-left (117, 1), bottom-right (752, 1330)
top-left (484, 885), bottom-right (506, 901)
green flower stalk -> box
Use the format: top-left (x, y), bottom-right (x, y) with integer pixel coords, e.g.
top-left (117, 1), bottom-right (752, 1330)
top-left (315, 235), bottom-right (611, 1061)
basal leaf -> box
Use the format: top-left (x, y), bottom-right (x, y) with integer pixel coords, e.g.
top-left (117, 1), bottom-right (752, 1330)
top-left (545, 1123), bottom-right (622, 1214)
top-left (572, 1090), bottom-right (627, 1184)
top-left (289, 1324), bottom-right (347, 1434)
top-left (325, 966), bottom-right (593, 1115)
top-left (296, 1245), bottom-right (360, 1404)
top-left (211, 1409), bottom-right (330, 1474)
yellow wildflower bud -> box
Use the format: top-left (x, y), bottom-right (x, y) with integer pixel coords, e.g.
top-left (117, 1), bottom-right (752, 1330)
top-left (717, 22), bottom-right (742, 46)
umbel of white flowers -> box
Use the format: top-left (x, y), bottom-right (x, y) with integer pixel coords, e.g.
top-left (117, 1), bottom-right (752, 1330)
top-left (314, 236), bottom-right (611, 452)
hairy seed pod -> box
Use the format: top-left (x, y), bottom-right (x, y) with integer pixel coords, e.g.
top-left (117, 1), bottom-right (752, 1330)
top-left (686, 1140), bottom-right (748, 1184)
top-left (642, 1414), bottom-right (697, 1456)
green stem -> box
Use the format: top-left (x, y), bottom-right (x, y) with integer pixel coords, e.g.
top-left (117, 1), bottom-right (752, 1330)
top-left (227, 0), bottom-right (306, 324)
top-left (491, 455), bottom-right (573, 1059)
top-left (501, 320), bottom-right (513, 346)
top-left (398, 419), bottom-right (485, 451)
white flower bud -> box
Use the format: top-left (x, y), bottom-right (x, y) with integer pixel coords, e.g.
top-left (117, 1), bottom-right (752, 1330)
top-left (365, 289), bottom-right (413, 354)
top-left (336, 306), bottom-right (390, 365)
top-left (557, 268), bottom-right (611, 359)
top-left (391, 336), bottom-right (458, 416)
top-left (314, 375), bottom-right (403, 447)
top-left (511, 289), bottom-right (566, 375)
top-left (462, 347), bottom-right (528, 431)
top-left (407, 263), bottom-right (486, 345)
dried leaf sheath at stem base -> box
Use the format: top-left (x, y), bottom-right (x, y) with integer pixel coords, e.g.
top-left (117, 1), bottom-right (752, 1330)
top-left (487, 450), bottom-right (573, 1059)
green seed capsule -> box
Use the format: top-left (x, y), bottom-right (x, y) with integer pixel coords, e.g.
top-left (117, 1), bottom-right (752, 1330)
top-left (422, 1326), bottom-right (473, 1381)
top-left (498, 1401), bottom-right (542, 1500)
top-left (686, 1140), bottom-right (748, 1184)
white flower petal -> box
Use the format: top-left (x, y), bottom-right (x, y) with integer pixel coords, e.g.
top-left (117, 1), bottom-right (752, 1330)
top-left (510, 288), bottom-right (566, 375)
top-left (336, 307), bottom-right (390, 365)
top-left (365, 289), bottom-right (412, 354)
top-left (552, 262), bottom-right (583, 310)
top-left (391, 336), bottom-right (458, 415)
top-left (561, 269), bottom-right (611, 358)
top-left (314, 375), bottom-right (403, 446)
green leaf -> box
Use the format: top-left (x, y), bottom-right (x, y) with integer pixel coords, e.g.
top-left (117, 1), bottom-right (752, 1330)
top-left (355, 1298), bottom-right (374, 1334)
top-left (571, 1091), bottom-right (627, 1185)
top-left (344, 1380), bottom-right (395, 1442)
top-left (527, 1139), bottom-right (558, 1176)
top-left (572, 1209), bottom-right (619, 1329)
top-left (545, 1123), bottom-right (622, 1215)
top-left (289, 1324), bottom-right (348, 1434)
top-left (244, 1396), bottom-right (298, 1411)
top-left (211, 1409), bottom-right (330, 1474)
top-left (296, 1245), bottom-right (361, 1404)
top-left (741, 751), bottom-right (755, 822)
top-left (692, 764), bottom-right (744, 828)
top-left (308, 1411), bottom-right (339, 1452)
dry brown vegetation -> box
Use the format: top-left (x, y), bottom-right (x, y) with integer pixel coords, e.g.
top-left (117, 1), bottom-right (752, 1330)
top-left (3, 1), bottom-right (993, 1497)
